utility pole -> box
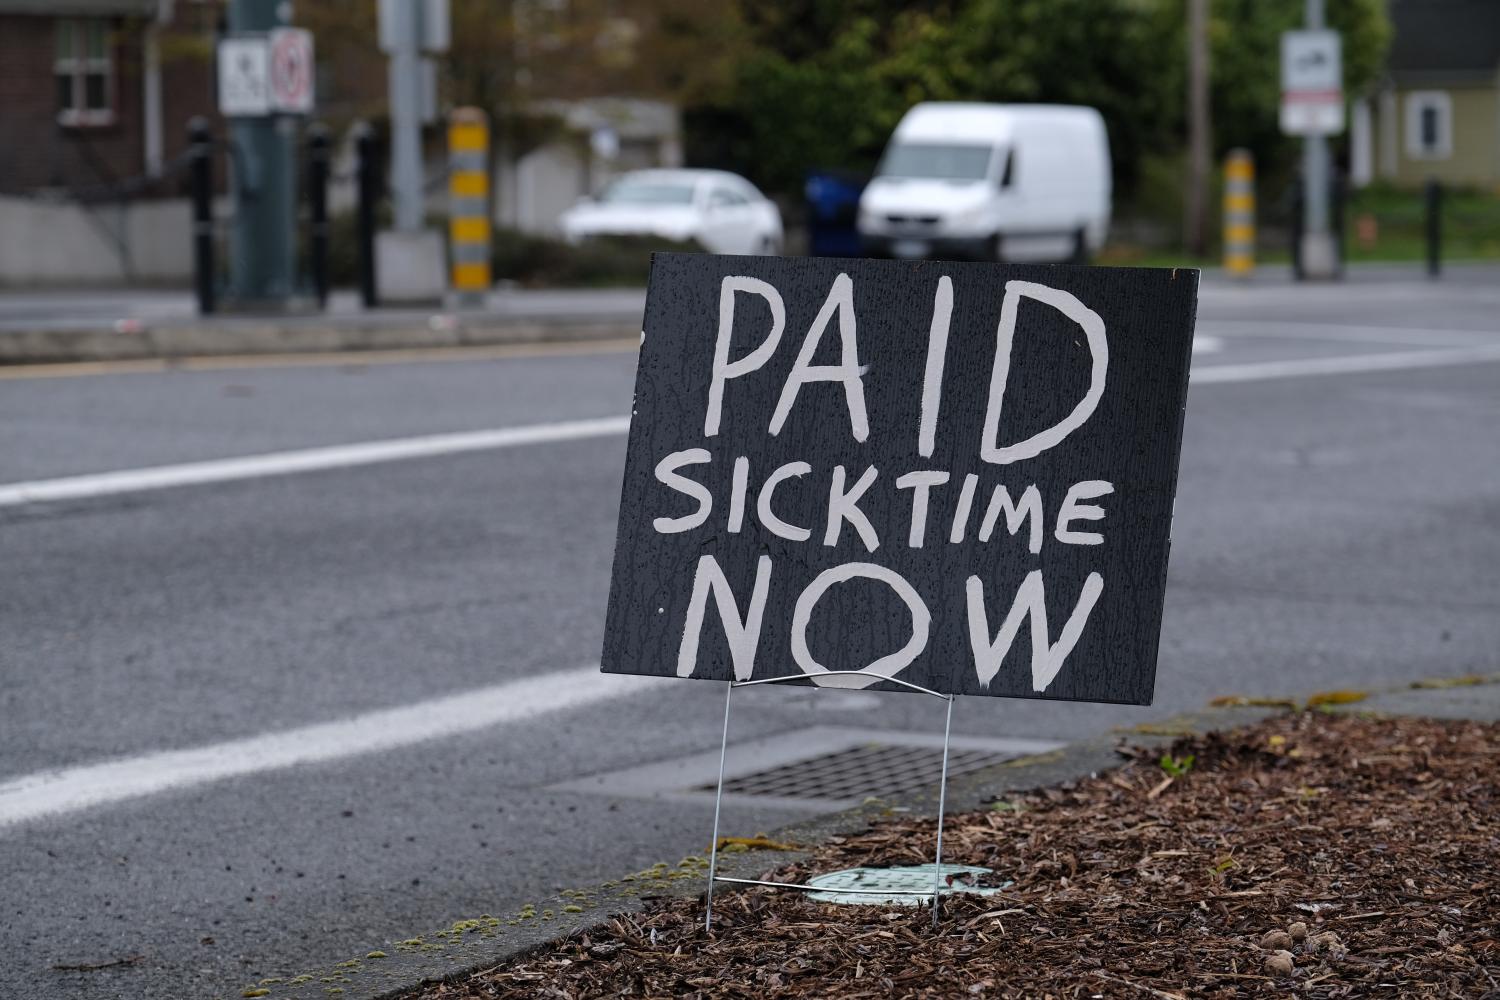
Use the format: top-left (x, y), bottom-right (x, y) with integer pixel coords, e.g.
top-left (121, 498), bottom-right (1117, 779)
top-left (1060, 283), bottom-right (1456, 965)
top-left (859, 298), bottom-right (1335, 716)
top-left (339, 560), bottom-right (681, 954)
top-left (387, 0), bottom-right (424, 232)
top-left (1185, 0), bottom-right (1211, 258)
top-left (375, 0), bottom-right (450, 303)
top-left (225, 0), bottom-right (298, 307)
top-left (1299, 0), bottom-right (1338, 278)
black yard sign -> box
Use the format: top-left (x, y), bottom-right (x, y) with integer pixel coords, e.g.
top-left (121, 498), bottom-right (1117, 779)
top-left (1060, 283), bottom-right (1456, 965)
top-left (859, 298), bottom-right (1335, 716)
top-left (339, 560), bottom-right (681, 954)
top-left (602, 254), bottom-right (1197, 705)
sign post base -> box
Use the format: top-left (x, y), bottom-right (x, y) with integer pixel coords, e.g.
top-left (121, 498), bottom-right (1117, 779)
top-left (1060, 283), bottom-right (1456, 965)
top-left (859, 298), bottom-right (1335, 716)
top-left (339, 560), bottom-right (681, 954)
top-left (1299, 232), bottom-right (1340, 280)
top-left (704, 673), bottom-right (957, 932)
top-left (375, 229), bottom-right (447, 304)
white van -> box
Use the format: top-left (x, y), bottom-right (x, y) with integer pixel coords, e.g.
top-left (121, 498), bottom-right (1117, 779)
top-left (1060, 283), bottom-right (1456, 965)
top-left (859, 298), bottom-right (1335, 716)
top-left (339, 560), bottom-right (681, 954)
top-left (858, 102), bottom-right (1111, 263)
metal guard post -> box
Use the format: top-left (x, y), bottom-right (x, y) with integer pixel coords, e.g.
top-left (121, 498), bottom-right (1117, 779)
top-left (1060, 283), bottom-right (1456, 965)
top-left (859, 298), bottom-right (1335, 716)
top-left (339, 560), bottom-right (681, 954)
top-left (306, 123), bottom-right (330, 309)
top-left (353, 122), bottom-right (379, 309)
top-left (187, 117), bottom-right (215, 316)
top-left (702, 672), bottom-right (956, 933)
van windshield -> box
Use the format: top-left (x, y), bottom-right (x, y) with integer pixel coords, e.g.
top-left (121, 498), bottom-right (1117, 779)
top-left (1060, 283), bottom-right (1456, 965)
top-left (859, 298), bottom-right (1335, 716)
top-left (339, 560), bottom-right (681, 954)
top-left (876, 143), bottom-right (995, 182)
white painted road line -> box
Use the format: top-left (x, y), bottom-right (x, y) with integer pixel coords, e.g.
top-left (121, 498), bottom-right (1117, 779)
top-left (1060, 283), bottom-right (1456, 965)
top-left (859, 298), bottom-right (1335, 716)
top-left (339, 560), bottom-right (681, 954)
top-left (0, 414), bottom-right (631, 508)
top-left (0, 666), bottom-right (670, 829)
top-left (3, 345), bottom-right (1499, 510)
top-left (1190, 344), bottom-right (1500, 384)
top-left (1200, 320), bottom-right (1493, 347)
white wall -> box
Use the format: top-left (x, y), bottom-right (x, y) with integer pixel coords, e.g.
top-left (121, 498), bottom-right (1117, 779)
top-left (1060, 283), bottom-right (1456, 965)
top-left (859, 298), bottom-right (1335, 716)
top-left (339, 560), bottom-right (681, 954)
top-left (0, 196), bottom-right (194, 286)
top-left (495, 142), bottom-right (589, 235)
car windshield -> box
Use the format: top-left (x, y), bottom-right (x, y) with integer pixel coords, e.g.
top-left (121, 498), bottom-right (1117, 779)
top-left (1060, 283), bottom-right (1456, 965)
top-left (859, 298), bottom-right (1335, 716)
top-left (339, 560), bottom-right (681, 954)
top-left (597, 180), bottom-right (696, 205)
top-left (876, 143), bottom-right (995, 181)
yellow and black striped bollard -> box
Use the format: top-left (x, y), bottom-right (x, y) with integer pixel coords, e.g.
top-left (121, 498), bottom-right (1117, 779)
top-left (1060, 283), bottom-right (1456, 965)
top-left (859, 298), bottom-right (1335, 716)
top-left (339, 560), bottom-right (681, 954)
top-left (448, 108), bottom-right (492, 306)
top-left (1223, 149), bottom-right (1255, 278)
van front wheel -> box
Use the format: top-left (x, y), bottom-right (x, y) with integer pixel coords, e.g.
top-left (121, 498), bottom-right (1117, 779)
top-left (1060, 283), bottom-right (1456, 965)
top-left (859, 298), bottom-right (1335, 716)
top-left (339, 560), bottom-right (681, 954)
top-left (989, 235), bottom-right (1005, 263)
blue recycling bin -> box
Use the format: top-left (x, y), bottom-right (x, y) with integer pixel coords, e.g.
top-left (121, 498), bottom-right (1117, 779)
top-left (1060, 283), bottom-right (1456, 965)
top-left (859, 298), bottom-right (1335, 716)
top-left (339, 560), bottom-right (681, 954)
top-left (805, 170), bottom-right (868, 258)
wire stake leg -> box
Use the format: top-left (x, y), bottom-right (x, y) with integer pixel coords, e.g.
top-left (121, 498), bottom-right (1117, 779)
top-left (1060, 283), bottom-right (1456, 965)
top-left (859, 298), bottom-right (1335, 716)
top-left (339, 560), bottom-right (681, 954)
top-left (704, 681), bottom-right (734, 932)
top-left (931, 692), bottom-right (955, 930)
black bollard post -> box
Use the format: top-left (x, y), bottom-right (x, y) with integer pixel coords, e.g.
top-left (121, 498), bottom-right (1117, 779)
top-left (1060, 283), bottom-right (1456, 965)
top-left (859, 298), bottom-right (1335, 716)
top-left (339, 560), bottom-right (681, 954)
top-left (1424, 178), bottom-right (1442, 279)
top-left (307, 123), bottom-right (330, 309)
top-left (1332, 172), bottom-right (1347, 280)
top-left (354, 122), bottom-right (379, 309)
top-left (188, 116), bottom-right (215, 315)
top-left (1290, 179), bottom-right (1305, 281)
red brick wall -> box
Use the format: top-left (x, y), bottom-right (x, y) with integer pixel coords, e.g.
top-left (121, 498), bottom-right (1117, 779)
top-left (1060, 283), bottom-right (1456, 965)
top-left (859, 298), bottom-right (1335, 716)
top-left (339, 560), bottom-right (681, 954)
top-left (157, 5), bottom-right (222, 174)
top-left (0, 12), bottom-right (221, 196)
top-left (0, 14), bottom-right (142, 193)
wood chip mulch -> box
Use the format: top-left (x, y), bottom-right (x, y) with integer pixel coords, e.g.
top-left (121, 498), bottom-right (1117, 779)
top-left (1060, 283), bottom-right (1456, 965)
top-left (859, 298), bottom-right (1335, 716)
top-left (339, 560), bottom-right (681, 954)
top-left (430, 712), bottom-right (1499, 998)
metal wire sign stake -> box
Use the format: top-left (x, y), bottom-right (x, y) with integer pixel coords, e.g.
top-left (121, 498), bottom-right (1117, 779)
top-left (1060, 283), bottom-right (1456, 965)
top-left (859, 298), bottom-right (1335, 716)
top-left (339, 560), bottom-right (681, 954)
top-left (703, 672), bottom-right (957, 932)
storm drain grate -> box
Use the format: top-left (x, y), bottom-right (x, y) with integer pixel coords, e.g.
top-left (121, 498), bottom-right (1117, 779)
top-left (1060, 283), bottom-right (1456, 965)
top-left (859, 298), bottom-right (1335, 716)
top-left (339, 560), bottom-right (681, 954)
top-left (550, 726), bottom-right (1064, 812)
top-left (697, 743), bottom-right (1017, 803)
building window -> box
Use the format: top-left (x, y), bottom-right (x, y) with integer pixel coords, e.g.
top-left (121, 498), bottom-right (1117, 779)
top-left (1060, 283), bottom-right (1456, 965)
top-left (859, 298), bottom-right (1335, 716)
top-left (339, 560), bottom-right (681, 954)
top-left (1404, 90), bottom-right (1452, 161)
top-left (55, 18), bottom-right (115, 126)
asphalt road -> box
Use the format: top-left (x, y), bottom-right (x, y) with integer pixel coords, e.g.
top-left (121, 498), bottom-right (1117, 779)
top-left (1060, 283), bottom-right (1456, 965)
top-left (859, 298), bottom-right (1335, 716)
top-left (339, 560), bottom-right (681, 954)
top-left (2, 270), bottom-right (1498, 999)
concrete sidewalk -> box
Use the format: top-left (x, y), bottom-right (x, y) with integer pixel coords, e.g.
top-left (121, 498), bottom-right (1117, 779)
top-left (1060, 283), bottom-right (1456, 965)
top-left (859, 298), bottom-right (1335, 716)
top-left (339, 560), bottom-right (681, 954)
top-left (0, 288), bottom-right (646, 364)
top-left (257, 673), bottom-right (1500, 1000)
top-left (4, 262), bottom-right (1497, 366)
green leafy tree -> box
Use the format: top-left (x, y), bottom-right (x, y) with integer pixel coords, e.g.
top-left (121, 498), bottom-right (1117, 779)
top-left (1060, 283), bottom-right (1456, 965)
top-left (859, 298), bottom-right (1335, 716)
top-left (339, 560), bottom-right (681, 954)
top-left (684, 0), bottom-right (1181, 197)
top-left (681, 0), bottom-right (1389, 206)
top-left (1209, 0), bottom-right (1390, 163)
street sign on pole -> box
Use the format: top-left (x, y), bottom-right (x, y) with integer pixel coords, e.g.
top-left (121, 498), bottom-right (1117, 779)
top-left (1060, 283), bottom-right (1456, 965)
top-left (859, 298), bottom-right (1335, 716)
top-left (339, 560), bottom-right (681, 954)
top-left (601, 255), bottom-right (1199, 706)
top-left (217, 37), bottom-right (270, 117)
top-left (268, 28), bottom-right (315, 115)
top-left (1281, 29), bottom-right (1344, 136)
top-left (217, 31), bottom-right (315, 117)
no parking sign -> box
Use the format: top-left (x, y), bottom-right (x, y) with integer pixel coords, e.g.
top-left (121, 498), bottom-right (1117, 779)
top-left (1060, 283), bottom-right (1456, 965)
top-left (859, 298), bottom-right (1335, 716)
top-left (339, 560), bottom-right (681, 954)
top-left (217, 29), bottom-right (314, 118)
top-left (269, 28), bottom-right (315, 115)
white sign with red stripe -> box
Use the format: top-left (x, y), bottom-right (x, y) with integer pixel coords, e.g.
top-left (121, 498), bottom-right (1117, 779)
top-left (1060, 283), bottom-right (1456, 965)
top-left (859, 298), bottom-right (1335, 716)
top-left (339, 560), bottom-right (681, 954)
top-left (1281, 30), bottom-right (1343, 135)
top-left (269, 28), bottom-right (315, 115)
top-left (218, 30), bottom-right (314, 117)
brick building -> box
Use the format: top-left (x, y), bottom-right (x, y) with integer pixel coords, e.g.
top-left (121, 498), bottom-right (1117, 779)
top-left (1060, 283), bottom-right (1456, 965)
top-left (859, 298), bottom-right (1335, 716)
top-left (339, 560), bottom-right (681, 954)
top-left (0, 0), bottom-right (223, 196)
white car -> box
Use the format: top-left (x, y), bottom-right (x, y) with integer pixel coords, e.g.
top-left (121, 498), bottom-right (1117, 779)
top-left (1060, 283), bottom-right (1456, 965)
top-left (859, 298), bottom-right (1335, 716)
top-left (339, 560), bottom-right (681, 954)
top-left (560, 169), bottom-right (783, 255)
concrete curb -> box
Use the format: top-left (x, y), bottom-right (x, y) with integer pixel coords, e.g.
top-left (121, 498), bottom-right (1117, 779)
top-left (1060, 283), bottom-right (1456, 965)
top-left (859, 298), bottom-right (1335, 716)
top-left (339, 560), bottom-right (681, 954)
top-left (11, 261), bottom-right (1500, 367)
top-left (0, 318), bottom-right (639, 366)
top-left (259, 675), bottom-right (1500, 1000)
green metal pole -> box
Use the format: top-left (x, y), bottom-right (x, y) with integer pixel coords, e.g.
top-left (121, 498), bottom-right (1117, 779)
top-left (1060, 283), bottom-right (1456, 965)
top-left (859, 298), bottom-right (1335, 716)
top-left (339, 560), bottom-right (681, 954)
top-left (227, 0), bottom-right (297, 307)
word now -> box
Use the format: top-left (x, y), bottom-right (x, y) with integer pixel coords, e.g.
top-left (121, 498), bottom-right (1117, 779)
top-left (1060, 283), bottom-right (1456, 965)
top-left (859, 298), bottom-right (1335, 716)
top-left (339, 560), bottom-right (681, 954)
top-left (676, 554), bottom-right (1102, 694)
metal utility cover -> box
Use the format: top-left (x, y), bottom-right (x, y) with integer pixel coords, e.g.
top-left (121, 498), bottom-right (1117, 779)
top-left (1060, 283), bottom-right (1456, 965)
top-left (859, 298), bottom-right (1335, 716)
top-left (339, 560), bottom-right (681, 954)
top-left (551, 726), bottom-right (1062, 812)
